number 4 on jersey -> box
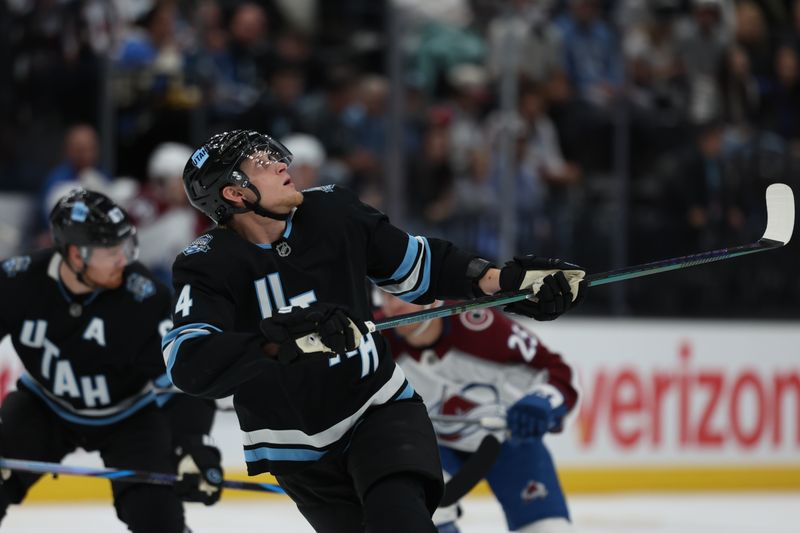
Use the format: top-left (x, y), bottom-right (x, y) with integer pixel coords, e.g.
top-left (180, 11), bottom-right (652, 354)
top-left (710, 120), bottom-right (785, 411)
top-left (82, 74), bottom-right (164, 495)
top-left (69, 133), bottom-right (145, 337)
top-left (176, 285), bottom-right (193, 317)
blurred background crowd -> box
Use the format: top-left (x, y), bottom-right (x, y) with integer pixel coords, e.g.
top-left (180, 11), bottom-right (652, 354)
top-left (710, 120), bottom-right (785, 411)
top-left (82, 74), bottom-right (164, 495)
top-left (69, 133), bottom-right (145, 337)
top-left (0, 0), bottom-right (798, 318)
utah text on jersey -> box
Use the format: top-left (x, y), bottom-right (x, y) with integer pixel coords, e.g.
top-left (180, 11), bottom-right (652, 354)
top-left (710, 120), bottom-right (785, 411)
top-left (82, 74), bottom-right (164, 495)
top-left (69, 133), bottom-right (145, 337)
top-left (0, 250), bottom-right (175, 425)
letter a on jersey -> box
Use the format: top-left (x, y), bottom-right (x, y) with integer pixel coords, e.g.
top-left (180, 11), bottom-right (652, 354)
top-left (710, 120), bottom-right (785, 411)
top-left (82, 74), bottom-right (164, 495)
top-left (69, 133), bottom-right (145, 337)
top-left (83, 318), bottom-right (107, 347)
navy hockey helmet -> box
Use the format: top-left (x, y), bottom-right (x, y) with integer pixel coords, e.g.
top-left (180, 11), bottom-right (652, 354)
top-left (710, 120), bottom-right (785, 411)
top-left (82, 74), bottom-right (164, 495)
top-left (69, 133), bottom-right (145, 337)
top-left (49, 188), bottom-right (138, 261)
top-left (183, 130), bottom-right (293, 223)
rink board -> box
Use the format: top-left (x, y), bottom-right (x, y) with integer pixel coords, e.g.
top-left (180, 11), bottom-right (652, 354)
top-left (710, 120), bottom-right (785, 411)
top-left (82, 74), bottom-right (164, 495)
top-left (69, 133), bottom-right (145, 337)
top-left (2, 318), bottom-right (799, 502)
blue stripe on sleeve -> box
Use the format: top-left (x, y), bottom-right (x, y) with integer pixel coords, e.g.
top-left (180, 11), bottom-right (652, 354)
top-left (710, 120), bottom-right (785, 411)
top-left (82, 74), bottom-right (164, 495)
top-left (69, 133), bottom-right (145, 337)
top-left (371, 234), bottom-right (418, 284)
top-left (162, 323), bottom-right (222, 383)
top-left (396, 381), bottom-right (415, 400)
top-left (398, 237), bottom-right (431, 302)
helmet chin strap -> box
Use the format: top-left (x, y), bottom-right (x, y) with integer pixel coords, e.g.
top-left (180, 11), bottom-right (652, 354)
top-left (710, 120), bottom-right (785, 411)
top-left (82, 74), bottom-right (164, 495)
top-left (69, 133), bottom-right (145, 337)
top-left (241, 183), bottom-right (291, 221)
top-left (63, 248), bottom-right (102, 291)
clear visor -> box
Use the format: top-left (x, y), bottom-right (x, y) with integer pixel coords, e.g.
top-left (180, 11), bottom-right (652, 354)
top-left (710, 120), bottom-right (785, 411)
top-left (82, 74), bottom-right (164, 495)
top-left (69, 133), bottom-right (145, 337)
top-left (80, 235), bottom-right (139, 268)
top-left (238, 141), bottom-right (293, 170)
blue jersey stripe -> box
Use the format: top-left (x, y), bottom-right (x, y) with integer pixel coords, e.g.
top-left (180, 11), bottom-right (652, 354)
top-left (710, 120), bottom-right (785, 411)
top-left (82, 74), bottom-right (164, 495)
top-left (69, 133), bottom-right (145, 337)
top-left (396, 381), bottom-right (415, 400)
top-left (20, 374), bottom-right (157, 426)
top-left (162, 323), bottom-right (222, 382)
top-left (244, 446), bottom-right (327, 463)
top-left (371, 234), bottom-right (418, 284)
top-left (398, 237), bottom-right (431, 302)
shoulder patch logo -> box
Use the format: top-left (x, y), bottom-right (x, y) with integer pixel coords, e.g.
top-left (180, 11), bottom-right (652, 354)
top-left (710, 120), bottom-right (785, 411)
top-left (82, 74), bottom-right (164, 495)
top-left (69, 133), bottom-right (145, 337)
top-left (126, 272), bottom-right (156, 302)
top-left (2, 255), bottom-right (31, 277)
top-left (304, 184), bottom-right (335, 193)
top-left (182, 234), bottom-right (213, 256)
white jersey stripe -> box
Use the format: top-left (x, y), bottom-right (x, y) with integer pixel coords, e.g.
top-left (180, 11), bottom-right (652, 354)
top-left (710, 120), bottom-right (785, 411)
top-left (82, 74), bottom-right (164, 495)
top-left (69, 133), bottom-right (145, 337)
top-left (242, 363), bottom-right (408, 449)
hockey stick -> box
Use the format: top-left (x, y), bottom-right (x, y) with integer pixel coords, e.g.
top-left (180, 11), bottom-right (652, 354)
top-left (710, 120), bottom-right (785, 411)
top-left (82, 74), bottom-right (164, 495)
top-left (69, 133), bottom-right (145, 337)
top-left (428, 415), bottom-right (506, 505)
top-left (0, 457), bottom-right (286, 495)
top-left (439, 435), bottom-right (502, 507)
top-left (429, 414), bottom-right (507, 431)
top-left (297, 184), bottom-right (792, 349)
top-left (362, 182), bottom-right (794, 333)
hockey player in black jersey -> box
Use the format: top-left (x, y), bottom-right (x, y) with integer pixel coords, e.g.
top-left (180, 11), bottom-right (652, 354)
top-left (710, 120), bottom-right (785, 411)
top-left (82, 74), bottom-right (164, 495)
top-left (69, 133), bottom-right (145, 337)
top-left (167, 129), bottom-right (587, 532)
top-left (0, 189), bottom-right (223, 532)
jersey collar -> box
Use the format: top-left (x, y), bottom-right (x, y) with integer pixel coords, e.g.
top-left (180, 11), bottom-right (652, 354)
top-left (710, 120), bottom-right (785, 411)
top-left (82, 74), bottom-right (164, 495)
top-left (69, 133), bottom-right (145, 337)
top-left (256, 208), bottom-right (296, 249)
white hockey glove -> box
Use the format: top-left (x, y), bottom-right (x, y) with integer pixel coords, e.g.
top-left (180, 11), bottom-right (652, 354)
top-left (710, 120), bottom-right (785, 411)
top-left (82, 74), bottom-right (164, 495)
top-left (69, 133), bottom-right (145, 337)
top-left (498, 256), bottom-right (586, 320)
top-left (260, 303), bottom-right (369, 362)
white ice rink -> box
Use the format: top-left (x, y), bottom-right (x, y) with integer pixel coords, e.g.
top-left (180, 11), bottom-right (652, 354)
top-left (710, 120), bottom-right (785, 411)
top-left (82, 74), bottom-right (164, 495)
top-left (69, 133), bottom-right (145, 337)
top-left (3, 492), bottom-right (799, 532)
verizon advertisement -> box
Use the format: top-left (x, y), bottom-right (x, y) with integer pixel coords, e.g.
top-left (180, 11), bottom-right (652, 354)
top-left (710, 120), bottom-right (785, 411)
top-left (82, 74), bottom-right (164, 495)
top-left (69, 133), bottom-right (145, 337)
top-left (535, 319), bottom-right (800, 466)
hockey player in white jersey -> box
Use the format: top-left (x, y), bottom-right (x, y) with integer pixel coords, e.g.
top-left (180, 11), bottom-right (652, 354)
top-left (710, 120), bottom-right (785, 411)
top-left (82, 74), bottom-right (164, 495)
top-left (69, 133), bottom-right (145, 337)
top-left (381, 293), bottom-right (578, 533)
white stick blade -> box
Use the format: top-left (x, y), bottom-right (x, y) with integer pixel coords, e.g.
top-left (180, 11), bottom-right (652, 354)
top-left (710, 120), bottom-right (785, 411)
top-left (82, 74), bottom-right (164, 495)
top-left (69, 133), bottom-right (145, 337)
top-left (763, 183), bottom-right (794, 244)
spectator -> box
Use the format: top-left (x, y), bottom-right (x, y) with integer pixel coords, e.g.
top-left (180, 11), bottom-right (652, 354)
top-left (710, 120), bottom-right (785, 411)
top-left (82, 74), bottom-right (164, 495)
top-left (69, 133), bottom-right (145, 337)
top-left (198, 2), bottom-right (270, 131)
top-left (445, 64), bottom-right (492, 180)
top-left (486, 0), bottom-right (564, 85)
top-left (623, 5), bottom-right (686, 115)
top-left (301, 64), bottom-right (361, 188)
top-left (407, 109), bottom-right (459, 232)
top-left (519, 83), bottom-right (582, 257)
top-left (399, 0), bottom-right (487, 97)
top-left (280, 133), bottom-right (328, 190)
top-left (675, 0), bottom-right (734, 123)
top-left (39, 125), bottom-right (111, 226)
top-left (675, 120), bottom-right (747, 252)
top-left (126, 142), bottom-right (207, 285)
top-left (759, 44), bottom-right (800, 144)
top-left (113, 2), bottom-right (198, 179)
top-left (734, 1), bottom-right (773, 81)
top-left (718, 45), bottom-right (761, 130)
top-left (253, 63), bottom-right (312, 140)
top-left (556, 0), bottom-right (624, 108)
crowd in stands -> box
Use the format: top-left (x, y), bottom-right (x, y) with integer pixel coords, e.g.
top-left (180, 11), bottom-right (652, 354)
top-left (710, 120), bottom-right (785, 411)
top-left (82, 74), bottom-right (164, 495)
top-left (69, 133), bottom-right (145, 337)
top-left (1, 0), bottom-right (799, 318)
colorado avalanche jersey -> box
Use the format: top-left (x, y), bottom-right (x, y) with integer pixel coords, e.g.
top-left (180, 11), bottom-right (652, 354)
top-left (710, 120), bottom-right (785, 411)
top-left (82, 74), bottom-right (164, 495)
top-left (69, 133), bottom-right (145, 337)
top-left (384, 307), bottom-right (578, 452)
top-left (164, 185), bottom-right (478, 475)
top-left (0, 249), bottom-right (174, 426)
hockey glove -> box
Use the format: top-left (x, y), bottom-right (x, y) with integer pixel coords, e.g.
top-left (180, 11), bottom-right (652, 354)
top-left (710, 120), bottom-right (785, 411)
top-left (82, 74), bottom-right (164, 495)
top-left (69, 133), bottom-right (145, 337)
top-left (260, 303), bottom-right (369, 362)
top-left (498, 255), bottom-right (586, 320)
top-left (506, 384), bottom-right (568, 441)
top-left (174, 436), bottom-right (223, 506)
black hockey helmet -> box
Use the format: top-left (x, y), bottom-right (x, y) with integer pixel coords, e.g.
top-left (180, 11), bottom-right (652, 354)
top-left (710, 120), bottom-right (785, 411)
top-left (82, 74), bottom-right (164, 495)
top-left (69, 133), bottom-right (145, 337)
top-left (50, 188), bottom-right (138, 261)
top-left (183, 130), bottom-right (293, 223)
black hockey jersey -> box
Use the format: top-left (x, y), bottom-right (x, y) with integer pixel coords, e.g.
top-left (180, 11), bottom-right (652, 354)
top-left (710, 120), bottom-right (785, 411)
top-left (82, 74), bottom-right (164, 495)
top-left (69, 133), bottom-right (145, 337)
top-left (165, 185), bottom-right (478, 475)
top-left (0, 249), bottom-right (175, 425)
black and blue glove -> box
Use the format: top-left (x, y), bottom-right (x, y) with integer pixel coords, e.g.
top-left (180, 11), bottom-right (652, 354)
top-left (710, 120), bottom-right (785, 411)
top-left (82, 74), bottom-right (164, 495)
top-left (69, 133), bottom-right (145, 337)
top-left (260, 303), bottom-right (369, 362)
top-left (499, 255), bottom-right (586, 321)
top-left (174, 436), bottom-right (223, 506)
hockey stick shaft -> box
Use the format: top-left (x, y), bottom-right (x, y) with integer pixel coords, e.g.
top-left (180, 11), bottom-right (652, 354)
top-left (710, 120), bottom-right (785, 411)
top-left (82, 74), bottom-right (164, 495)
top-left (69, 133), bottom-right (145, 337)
top-left (297, 184), bottom-right (793, 345)
top-left (366, 239), bottom-right (782, 331)
top-left (0, 457), bottom-right (286, 494)
top-left (429, 414), bottom-right (507, 431)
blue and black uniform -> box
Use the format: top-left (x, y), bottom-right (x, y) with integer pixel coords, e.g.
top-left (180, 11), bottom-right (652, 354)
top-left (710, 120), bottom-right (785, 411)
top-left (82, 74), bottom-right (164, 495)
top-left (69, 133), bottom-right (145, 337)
top-left (0, 249), bottom-right (215, 532)
top-left (165, 185), bottom-right (480, 531)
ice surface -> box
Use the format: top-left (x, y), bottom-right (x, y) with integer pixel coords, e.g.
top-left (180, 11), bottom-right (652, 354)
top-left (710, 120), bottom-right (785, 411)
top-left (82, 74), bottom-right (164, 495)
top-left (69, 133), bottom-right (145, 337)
top-left (3, 492), bottom-right (799, 532)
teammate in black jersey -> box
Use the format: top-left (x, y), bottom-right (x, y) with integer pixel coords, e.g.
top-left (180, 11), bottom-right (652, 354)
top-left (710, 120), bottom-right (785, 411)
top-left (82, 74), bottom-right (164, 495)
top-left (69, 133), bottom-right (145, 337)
top-left (167, 129), bottom-right (587, 533)
top-left (0, 189), bottom-right (222, 532)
